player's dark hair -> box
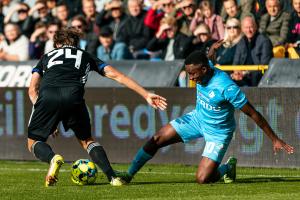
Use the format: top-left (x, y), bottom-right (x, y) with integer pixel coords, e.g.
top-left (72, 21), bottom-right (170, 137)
top-left (53, 27), bottom-right (82, 48)
top-left (184, 51), bottom-right (209, 66)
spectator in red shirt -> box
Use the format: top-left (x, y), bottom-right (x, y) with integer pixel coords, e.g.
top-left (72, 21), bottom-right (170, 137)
top-left (144, 0), bottom-right (177, 33)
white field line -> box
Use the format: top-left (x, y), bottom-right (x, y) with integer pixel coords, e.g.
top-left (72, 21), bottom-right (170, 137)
top-left (0, 167), bottom-right (300, 178)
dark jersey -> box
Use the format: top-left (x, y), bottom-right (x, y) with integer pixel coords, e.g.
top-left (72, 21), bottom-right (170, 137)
top-left (32, 46), bottom-right (108, 89)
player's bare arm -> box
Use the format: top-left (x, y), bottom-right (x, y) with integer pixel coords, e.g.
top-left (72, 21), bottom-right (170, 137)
top-left (28, 72), bottom-right (41, 105)
top-left (240, 102), bottom-right (294, 154)
top-left (103, 65), bottom-right (167, 110)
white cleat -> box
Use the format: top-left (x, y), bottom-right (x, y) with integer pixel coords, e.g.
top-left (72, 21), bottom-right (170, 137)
top-left (110, 177), bottom-right (127, 186)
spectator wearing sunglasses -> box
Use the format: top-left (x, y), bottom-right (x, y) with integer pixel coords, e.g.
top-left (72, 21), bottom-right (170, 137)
top-left (44, 20), bottom-right (61, 53)
top-left (4, 3), bottom-right (29, 24)
top-left (147, 16), bottom-right (193, 86)
top-left (3, 3), bottom-right (30, 36)
top-left (29, 22), bottom-right (48, 59)
top-left (96, 0), bottom-right (128, 42)
top-left (176, 0), bottom-right (196, 36)
top-left (1, 0), bottom-right (18, 22)
top-left (70, 14), bottom-right (99, 56)
top-left (144, 0), bottom-right (177, 33)
top-left (147, 16), bottom-right (193, 60)
top-left (192, 23), bottom-right (216, 55)
top-left (208, 18), bottom-right (243, 65)
top-left (23, 0), bottom-right (54, 37)
top-left (29, 19), bottom-right (61, 59)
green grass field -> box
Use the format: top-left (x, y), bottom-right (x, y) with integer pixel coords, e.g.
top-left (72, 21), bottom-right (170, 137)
top-left (0, 161), bottom-right (300, 200)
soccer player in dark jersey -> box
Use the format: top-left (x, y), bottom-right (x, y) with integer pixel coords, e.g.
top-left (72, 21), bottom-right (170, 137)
top-left (27, 27), bottom-right (167, 187)
top-left (119, 51), bottom-right (294, 184)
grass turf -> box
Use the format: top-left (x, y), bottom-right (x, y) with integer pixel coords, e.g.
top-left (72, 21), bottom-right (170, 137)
top-left (0, 161), bottom-right (300, 200)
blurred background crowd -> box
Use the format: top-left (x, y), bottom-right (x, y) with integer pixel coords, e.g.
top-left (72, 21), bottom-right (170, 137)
top-left (0, 0), bottom-right (299, 86)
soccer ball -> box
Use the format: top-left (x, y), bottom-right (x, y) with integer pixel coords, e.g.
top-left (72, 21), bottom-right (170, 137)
top-left (71, 159), bottom-right (98, 185)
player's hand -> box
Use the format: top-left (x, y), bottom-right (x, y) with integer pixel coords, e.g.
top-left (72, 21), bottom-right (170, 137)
top-left (273, 138), bottom-right (294, 154)
top-left (146, 93), bottom-right (167, 110)
top-left (231, 70), bottom-right (245, 81)
top-left (194, 9), bottom-right (203, 20)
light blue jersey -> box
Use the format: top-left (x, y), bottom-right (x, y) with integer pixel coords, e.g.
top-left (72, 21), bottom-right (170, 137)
top-left (195, 67), bottom-right (248, 143)
top-left (170, 66), bottom-right (248, 162)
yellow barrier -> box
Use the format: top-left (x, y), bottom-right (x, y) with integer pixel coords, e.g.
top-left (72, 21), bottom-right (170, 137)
top-left (217, 65), bottom-right (269, 73)
top-left (188, 65), bottom-right (269, 87)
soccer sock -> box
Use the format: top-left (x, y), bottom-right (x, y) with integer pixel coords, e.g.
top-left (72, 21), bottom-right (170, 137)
top-left (87, 142), bottom-right (115, 182)
top-left (128, 147), bottom-right (153, 176)
top-left (218, 164), bottom-right (229, 177)
top-left (31, 141), bottom-right (55, 164)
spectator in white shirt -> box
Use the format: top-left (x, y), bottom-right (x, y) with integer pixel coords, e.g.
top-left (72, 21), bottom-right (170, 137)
top-left (0, 23), bottom-right (29, 61)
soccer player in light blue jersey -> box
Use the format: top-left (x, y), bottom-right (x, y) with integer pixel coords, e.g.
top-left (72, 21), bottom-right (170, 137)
top-left (120, 51), bottom-right (294, 184)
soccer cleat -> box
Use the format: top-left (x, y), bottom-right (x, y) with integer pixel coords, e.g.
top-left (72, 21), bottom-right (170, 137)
top-left (45, 154), bottom-right (64, 187)
top-left (110, 177), bottom-right (127, 186)
top-left (223, 157), bottom-right (237, 184)
top-left (114, 171), bottom-right (133, 183)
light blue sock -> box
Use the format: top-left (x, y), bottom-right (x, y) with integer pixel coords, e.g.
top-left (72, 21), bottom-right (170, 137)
top-left (128, 148), bottom-right (153, 176)
top-left (218, 164), bottom-right (229, 177)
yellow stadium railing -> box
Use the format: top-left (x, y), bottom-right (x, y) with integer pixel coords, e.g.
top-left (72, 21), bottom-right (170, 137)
top-left (217, 65), bottom-right (269, 73)
top-left (188, 65), bottom-right (269, 87)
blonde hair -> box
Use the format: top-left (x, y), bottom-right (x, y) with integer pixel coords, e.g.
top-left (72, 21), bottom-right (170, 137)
top-left (223, 18), bottom-right (242, 47)
top-left (194, 23), bottom-right (211, 36)
top-left (160, 16), bottom-right (178, 27)
top-left (200, 0), bottom-right (213, 11)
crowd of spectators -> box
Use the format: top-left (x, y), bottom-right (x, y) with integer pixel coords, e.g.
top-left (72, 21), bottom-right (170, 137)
top-left (0, 0), bottom-right (300, 86)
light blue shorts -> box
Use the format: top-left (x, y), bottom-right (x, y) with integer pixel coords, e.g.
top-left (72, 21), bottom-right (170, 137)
top-left (170, 111), bottom-right (230, 163)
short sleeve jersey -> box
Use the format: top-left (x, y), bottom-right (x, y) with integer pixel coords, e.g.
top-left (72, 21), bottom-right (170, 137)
top-left (195, 66), bottom-right (248, 139)
top-left (32, 46), bottom-right (108, 89)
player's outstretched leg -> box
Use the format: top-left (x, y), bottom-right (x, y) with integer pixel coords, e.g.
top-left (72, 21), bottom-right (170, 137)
top-left (223, 157), bottom-right (237, 183)
top-left (28, 139), bottom-right (64, 187)
top-left (120, 124), bottom-right (182, 183)
top-left (78, 138), bottom-right (126, 186)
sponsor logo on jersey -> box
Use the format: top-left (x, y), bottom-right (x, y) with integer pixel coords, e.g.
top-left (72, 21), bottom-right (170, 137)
top-left (198, 92), bottom-right (210, 102)
top-left (208, 91), bottom-right (215, 98)
top-left (199, 99), bottom-right (221, 111)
